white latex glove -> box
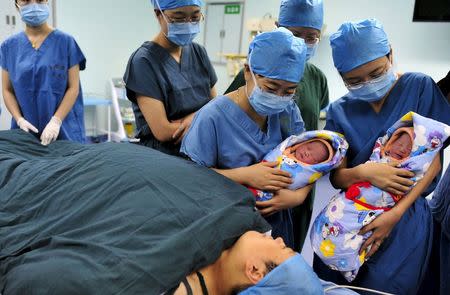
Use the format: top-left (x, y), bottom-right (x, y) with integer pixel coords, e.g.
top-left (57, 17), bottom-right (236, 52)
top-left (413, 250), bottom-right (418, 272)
top-left (40, 116), bottom-right (62, 146)
top-left (17, 117), bottom-right (38, 133)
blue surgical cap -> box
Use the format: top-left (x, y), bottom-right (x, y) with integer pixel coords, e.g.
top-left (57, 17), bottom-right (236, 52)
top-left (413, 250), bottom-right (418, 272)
top-left (248, 27), bottom-right (307, 83)
top-left (151, 0), bottom-right (203, 10)
top-left (330, 18), bottom-right (390, 73)
top-left (239, 254), bottom-right (324, 295)
top-left (278, 0), bottom-right (324, 31)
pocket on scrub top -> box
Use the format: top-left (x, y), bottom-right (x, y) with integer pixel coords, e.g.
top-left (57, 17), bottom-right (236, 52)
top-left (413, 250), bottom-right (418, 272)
top-left (49, 64), bottom-right (68, 94)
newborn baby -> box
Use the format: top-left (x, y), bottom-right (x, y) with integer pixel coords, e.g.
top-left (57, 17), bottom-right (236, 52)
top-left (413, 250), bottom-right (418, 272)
top-left (382, 127), bottom-right (413, 161)
top-left (311, 112), bottom-right (450, 282)
top-left (248, 131), bottom-right (348, 202)
top-left (285, 139), bottom-right (332, 165)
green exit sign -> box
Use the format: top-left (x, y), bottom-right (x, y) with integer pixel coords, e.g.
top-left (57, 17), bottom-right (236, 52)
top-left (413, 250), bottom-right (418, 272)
top-left (225, 4), bottom-right (241, 14)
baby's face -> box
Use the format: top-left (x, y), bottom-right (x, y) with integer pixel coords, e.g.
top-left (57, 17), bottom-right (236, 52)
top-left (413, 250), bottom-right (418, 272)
top-left (386, 132), bottom-right (412, 160)
top-left (294, 141), bottom-right (329, 164)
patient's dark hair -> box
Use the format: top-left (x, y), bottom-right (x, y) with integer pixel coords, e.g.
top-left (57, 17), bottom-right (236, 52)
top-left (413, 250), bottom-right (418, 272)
top-left (230, 261), bottom-right (279, 294)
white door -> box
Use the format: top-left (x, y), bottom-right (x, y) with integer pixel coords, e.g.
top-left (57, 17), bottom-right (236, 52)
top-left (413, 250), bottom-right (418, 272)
top-left (203, 2), bottom-right (243, 64)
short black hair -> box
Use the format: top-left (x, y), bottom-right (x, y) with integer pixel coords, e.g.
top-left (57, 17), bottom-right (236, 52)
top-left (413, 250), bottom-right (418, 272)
top-left (231, 261), bottom-right (279, 294)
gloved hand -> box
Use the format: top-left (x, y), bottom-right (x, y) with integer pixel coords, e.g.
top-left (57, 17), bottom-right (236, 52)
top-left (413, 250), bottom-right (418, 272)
top-left (17, 117), bottom-right (38, 133)
top-left (40, 116), bottom-right (62, 146)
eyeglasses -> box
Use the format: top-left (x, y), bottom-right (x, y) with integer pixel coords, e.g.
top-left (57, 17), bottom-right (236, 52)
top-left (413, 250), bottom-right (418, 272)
top-left (17, 0), bottom-right (48, 6)
top-left (163, 12), bottom-right (204, 24)
top-left (345, 63), bottom-right (391, 90)
top-left (303, 37), bottom-right (320, 45)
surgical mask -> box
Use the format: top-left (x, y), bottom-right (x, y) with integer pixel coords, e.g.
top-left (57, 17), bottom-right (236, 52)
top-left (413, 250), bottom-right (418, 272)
top-left (20, 3), bottom-right (49, 27)
top-left (346, 67), bottom-right (397, 102)
top-left (165, 22), bottom-right (200, 46)
top-left (246, 64), bottom-right (294, 116)
top-left (306, 43), bottom-right (318, 60)
top-left (154, 0), bottom-right (200, 46)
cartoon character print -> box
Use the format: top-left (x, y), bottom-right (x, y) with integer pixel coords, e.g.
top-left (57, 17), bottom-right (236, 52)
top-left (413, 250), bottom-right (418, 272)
top-left (280, 155), bottom-right (301, 178)
top-left (357, 210), bottom-right (378, 226)
top-left (255, 190), bottom-right (273, 202)
top-left (428, 131), bottom-right (443, 149)
top-left (321, 222), bottom-right (343, 239)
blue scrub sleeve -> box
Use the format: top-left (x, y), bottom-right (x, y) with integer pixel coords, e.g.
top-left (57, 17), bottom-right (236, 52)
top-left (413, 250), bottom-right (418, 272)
top-left (180, 111), bottom-right (218, 167)
top-left (198, 45), bottom-right (218, 88)
top-left (288, 102), bottom-right (305, 136)
top-left (124, 50), bottom-right (165, 103)
top-left (67, 37), bottom-right (86, 71)
top-left (0, 40), bottom-right (9, 71)
top-left (324, 103), bottom-right (344, 134)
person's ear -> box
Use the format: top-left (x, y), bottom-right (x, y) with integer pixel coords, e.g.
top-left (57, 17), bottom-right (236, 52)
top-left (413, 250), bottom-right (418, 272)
top-left (244, 259), bottom-right (265, 285)
top-left (388, 46), bottom-right (394, 65)
top-left (243, 64), bottom-right (251, 83)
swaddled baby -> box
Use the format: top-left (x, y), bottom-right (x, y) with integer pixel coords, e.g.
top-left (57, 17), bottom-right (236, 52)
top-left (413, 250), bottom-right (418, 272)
top-left (248, 130), bottom-right (348, 201)
top-left (311, 112), bottom-right (450, 282)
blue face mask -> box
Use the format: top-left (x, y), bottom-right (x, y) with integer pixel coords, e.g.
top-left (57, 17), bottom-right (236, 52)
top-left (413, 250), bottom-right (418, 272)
top-left (248, 86), bottom-right (294, 116)
top-left (166, 22), bottom-right (200, 46)
top-left (246, 68), bottom-right (294, 116)
top-left (346, 67), bottom-right (397, 102)
top-left (20, 3), bottom-right (49, 27)
top-left (306, 43), bottom-right (318, 61)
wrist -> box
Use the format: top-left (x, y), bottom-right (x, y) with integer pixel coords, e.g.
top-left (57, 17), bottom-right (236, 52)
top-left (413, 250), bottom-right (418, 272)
top-left (51, 116), bottom-right (62, 126)
top-left (355, 164), bottom-right (369, 183)
top-left (389, 205), bottom-right (405, 221)
top-left (16, 117), bottom-right (25, 124)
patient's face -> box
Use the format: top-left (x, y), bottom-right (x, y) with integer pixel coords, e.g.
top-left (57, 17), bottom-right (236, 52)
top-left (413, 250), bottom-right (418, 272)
top-left (235, 231), bottom-right (296, 265)
top-left (294, 141), bottom-right (329, 164)
top-left (386, 132), bottom-right (412, 160)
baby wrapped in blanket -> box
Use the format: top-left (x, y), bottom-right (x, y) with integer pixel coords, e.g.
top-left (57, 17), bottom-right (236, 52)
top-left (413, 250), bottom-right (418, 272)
top-left (248, 130), bottom-right (348, 201)
top-left (310, 112), bottom-right (450, 282)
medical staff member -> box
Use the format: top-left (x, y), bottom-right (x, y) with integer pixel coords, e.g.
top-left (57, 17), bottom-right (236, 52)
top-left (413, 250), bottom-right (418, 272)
top-left (314, 19), bottom-right (450, 294)
top-left (224, 0), bottom-right (329, 251)
top-left (1, 0), bottom-right (86, 145)
top-left (181, 28), bottom-right (310, 249)
top-left (123, 0), bottom-right (217, 156)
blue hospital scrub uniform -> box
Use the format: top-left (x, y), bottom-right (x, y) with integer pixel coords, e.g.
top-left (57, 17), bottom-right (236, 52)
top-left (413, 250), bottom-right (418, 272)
top-left (314, 72), bottom-right (450, 295)
top-left (181, 95), bottom-right (305, 248)
top-left (123, 41), bottom-right (217, 156)
top-left (0, 30), bottom-right (86, 143)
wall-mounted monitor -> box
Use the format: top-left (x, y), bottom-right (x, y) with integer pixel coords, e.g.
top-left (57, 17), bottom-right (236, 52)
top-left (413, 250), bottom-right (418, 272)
top-left (413, 0), bottom-right (450, 22)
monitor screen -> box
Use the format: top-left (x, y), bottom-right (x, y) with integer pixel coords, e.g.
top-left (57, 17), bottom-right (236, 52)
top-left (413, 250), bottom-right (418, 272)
top-left (413, 0), bottom-right (450, 22)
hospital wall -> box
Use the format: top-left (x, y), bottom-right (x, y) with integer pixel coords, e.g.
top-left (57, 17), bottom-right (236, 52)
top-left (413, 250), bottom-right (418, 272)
top-left (0, 0), bottom-right (448, 163)
top-left (57, 0), bottom-right (450, 170)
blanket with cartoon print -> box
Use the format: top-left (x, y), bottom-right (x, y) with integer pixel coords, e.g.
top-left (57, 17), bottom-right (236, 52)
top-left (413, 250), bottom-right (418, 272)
top-left (249, 130), bottom-right (348, 201)
top-left (310, 112), bottom-right (450, 282)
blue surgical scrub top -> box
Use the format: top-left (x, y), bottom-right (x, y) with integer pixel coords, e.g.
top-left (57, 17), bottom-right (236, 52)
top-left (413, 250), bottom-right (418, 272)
top-left (123, 41), bottom-right (217, 156)
top-left (181, 95), bottom-right (305, 247)
top-left (314, 72), bottom-right (450, 294)
top-left (0, 30), bottom-right (86, 143)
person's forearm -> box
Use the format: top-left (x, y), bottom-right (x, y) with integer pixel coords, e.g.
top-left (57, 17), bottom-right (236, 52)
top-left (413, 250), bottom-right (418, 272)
top-left (291, 184), bottom-right (313, 205)
top-left (212, 167), bottom-right (247, 185)
top-left (3, 89), bottom-right (23, 121)
top-left (54, 86), bottom-right (79, 121)
top-left (392, 154), bottom-right (441, 216)
top-left (330, 165), bottom-right (366, 189)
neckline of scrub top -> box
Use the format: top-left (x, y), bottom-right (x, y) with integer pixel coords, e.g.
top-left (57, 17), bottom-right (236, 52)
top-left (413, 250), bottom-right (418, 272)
top-left (21, 29), bottom-right (57, 52)
top-left (218, 95), bottom-right (278, 144)
top-left (144, 41), bottom-right (191, 72)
